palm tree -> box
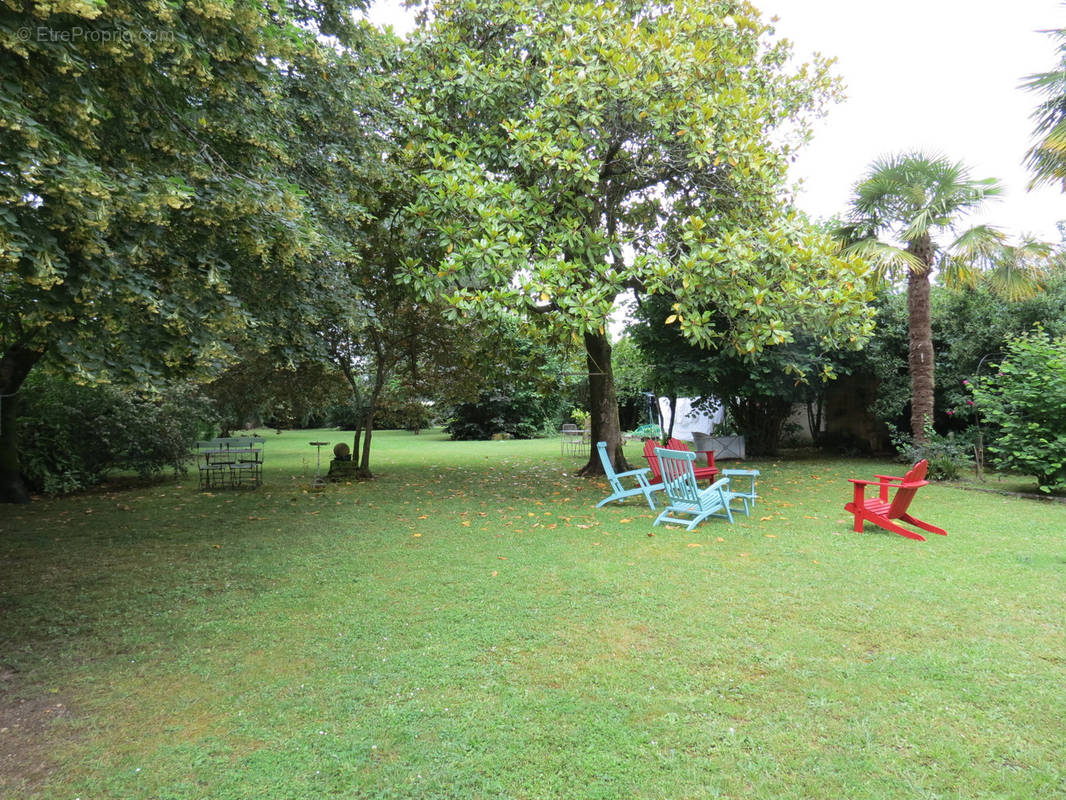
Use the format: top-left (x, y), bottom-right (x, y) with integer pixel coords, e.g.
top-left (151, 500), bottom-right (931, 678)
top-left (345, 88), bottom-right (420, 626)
top-left (1024, 23), bottom-right (1066, 189)
top-left (838, 152), bottom-right (1003, 442)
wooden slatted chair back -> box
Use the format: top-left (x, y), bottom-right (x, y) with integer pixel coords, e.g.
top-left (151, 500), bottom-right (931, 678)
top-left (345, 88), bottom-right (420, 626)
top-left (642, 438), bottom-right (663, 480)
top-left (656, 448), bottom-right (700, 505)
top-left (596, 441), bottom-right (622, 487)
top-left (886, 459), bottom-right (929, 518)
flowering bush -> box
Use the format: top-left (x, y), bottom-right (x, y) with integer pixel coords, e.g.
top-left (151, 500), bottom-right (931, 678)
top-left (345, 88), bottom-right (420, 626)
top-left (970, 327), bottom-right (1066, 492)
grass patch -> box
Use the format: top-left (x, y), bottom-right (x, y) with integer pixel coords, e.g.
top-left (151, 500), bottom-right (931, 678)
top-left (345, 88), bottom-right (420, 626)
top-left (2, 430), bottom-right (1065, 798)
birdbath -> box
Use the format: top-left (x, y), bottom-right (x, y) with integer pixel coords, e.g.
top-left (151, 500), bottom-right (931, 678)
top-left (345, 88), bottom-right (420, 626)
top-left (309, 441), bottom-right (330, 488)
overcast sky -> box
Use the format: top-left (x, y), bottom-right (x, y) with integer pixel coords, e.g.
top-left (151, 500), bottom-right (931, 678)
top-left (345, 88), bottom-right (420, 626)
top-left (366, 0), bottom-right (1066, 242)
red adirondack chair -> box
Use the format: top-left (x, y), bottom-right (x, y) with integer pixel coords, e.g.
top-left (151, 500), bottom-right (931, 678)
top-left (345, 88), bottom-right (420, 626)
top-left (844, 459), bottom-right (947, 541)
top-left (643, 437), bottom-right (718, 484)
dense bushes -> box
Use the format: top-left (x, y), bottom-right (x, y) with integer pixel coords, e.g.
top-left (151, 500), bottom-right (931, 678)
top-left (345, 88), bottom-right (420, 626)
top-left (18, 375), bottom-right (215, 494)
top-left (445, 388), bottom-right (561, 440)
top-left (971, 328), bottom-right (1066, 491)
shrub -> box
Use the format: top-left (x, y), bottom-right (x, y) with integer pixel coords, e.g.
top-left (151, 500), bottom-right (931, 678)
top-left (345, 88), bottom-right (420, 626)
top-left (970, 327), bottom-right (1066, 492)
top-left (18, 375), bottom-right (216, 494)
top-left (891, 425), bottom-right (974, 481)
top-left (445, 389), bottom-right (558, 440)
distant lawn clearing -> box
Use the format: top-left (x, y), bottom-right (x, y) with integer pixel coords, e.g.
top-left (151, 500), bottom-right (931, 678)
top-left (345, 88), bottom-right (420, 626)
top-left (2, 430), bottom-right (1065, 799)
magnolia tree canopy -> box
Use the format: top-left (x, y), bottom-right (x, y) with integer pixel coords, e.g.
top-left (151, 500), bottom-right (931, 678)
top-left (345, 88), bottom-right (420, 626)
top-left (401, 0), bottom-right (875, 471)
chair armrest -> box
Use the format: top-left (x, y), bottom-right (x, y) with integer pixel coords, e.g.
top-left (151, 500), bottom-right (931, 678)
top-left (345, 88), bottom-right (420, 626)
top-left (692, 448), bottom-right (715, 467)
top-left (616, 467), bottom-right (651, 480)
top-left (847, 478), bottom-right (885, 486)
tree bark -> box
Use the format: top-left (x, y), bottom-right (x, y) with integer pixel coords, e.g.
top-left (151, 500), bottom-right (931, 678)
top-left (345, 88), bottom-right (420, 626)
top-left (907, 235), bottom-right (936, 443)
top-left (0, 345), bottom-right (46, 503)
top-left (577, 329), bottom-right (626, 475)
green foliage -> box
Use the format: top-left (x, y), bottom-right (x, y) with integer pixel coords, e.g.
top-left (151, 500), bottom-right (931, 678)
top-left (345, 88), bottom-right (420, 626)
top-left (403, 0), bottom-right (873, 455)
top-left (445, 387), bottom-right (561, 440)
top-left (440, 325), bottom-right (571, 441)
top-left (631, 294), bottom-right (852, 456)
top-left (0, 0), bottom-right (378, 382)
top-left (1024, 24), bottom-right (1066, 189)
top-left (843, 277), bottom-right (1066, 436)
top-left (610, 336), bottom-right (654, 429)
top-left (0, 0), bottom-right (395, 497)
top-left (970, 327), bottom-right (1066, 491)
top-left (371, 398), bottom-right (436, 432)
top-left (890, 425), bottom-right (974, 481)
top-left (17, 374), bottom-right (215, 494)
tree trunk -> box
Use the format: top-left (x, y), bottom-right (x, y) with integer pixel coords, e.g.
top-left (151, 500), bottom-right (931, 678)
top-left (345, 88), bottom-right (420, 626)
top-left (907, 236), bottom-right (936, 443)
top-left (665, 394), bottom-right (678, 441)
top-left (358, 409), bottom-right (374, 475)
top-left (0, 345), bottom-right (46, 504)
top-left (577, 329), bottom-right (626, 475)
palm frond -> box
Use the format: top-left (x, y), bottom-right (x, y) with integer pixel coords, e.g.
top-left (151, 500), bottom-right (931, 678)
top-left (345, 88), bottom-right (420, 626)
top-left (840, 237), bottom-right (923, 279)
top-left (1022, 25), bottom-right (1066, 188)
top-left (846, 151), bottom-right (1001, 243)
top-left (949, 224), bottom-right (1006, 265)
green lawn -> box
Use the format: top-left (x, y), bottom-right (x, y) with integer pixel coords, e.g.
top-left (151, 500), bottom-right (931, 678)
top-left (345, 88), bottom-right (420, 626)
top-left (2, 430), bottom-right (1065, 799)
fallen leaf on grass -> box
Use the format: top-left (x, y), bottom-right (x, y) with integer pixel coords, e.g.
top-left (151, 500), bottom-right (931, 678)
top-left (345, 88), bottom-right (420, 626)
top-left (764, 534), bottom-right (776, 538)
top-left (412, 533), bottom-right (422, 538)
top-left (759, 516), bottom-right (774, 521)
top-left (686, 543), bottom-right (702, 548)
top-left (716, 537), bottom-right (725, 542)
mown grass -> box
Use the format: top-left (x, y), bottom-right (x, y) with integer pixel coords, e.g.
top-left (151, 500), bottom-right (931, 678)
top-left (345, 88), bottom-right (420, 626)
top-left (2, 430), bottom-right (1065, 799)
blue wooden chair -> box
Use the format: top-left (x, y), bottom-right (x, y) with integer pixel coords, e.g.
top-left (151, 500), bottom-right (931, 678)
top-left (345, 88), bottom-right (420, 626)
top-left (653, 447), bottom-right (735, 530)
top-left (595, 441), bottom-right (662, 510)
top-left (721, 468), bottom-right (759, 516)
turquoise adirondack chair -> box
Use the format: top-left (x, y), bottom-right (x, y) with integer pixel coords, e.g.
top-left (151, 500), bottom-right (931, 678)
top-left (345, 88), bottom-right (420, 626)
top-left (721, 468), bottom-right (759, 516)
top-left (595, 441), bottom-right (662, 510)
top-left (653, 447), bottom-right (735, 530)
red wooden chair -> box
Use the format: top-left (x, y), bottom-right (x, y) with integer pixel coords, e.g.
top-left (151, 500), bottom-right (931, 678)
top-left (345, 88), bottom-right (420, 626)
top-left (643, 437), bottom-right (718, 484)
top-left (844, 459), bottom-right (947, 541)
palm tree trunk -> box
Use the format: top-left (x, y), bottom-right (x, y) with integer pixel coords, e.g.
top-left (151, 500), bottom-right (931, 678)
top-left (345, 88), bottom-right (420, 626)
top-left (907, 236), bottom-right (936, 443)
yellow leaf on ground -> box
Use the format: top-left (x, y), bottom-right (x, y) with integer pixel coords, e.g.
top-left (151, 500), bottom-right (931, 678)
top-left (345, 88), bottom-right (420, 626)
top-left (686, 543), bottom-right (702, 548)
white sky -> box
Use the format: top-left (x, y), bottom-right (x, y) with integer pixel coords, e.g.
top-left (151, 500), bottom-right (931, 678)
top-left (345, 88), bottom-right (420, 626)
top-left (366, 0), bottom-right (1066, 243)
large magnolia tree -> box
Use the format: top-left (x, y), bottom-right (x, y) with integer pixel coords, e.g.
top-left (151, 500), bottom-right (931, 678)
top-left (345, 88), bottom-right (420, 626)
top-left (402, 0), bottom-right (875, 473)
